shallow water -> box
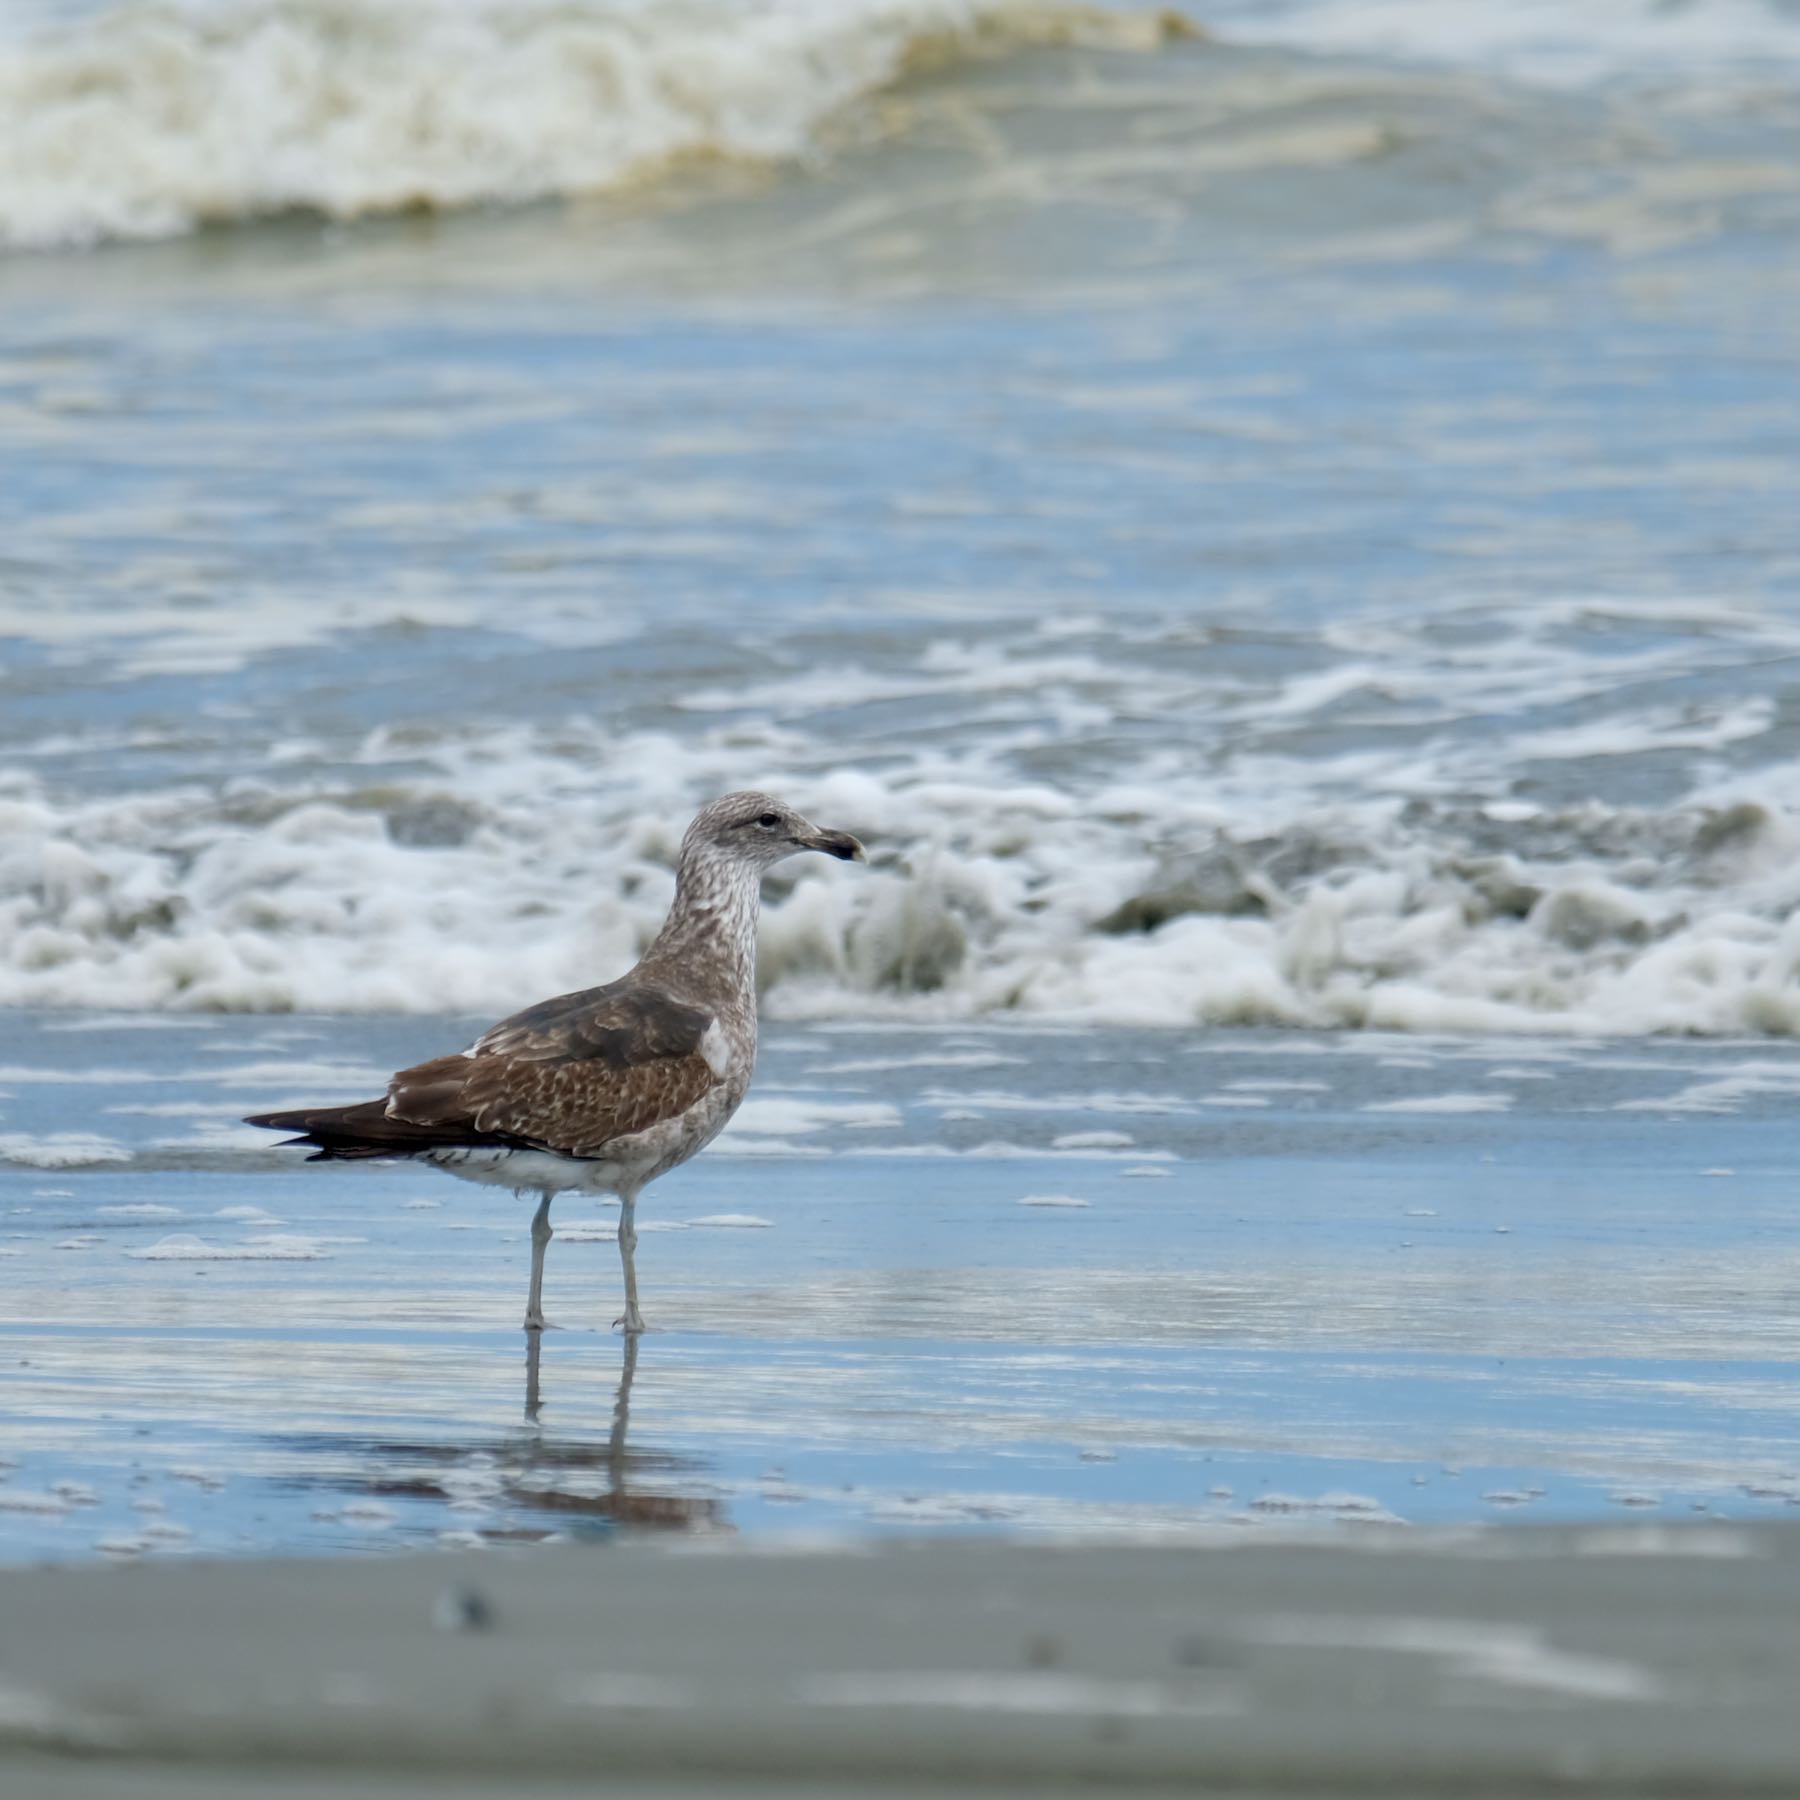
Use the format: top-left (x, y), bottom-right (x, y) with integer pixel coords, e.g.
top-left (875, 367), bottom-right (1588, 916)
top-left (3, 1011), bottom-right (1799, 1560)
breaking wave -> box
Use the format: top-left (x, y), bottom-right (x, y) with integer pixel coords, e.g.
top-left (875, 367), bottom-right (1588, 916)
top-left (8, 703), bottom-right (1800, 1037)
top-left (0, 0), bottom-right (1191, 249)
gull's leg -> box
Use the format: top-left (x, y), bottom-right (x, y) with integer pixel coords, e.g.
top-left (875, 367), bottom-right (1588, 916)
top-left (525, 1190), bottom-right (554, 1332)
top-left (612, 1187), bottom-right (646, 1335)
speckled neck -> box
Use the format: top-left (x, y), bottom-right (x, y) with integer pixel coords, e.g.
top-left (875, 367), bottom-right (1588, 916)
top-left (636, 841), bottom-right (763, 1017)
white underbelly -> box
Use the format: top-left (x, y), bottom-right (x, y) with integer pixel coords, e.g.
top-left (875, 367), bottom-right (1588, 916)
top-left (423, 1146), bottom-right (616, 1194)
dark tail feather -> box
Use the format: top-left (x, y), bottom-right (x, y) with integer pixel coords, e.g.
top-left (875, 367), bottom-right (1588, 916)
top-left (243, 1100), bottom-right (500, 1162)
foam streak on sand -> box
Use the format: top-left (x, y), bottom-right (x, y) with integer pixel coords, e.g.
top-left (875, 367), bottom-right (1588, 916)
top-left (126, 1232), bottom-right (342, 1259)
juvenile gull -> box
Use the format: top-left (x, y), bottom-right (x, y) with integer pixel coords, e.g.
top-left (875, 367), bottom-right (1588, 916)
top-left (245, 793), bottom-right (865, 1334)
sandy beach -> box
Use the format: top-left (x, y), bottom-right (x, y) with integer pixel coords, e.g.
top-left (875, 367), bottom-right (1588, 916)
top-left (8, 1523), bottom-right (1800, 1796)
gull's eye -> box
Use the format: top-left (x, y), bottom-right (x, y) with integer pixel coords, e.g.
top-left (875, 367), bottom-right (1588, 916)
top-left (756, 812), bottom-right (780, 829)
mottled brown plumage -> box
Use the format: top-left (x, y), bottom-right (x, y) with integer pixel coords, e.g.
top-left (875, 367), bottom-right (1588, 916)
top-left (252, 984), bottom-right (721, 1162)
top-left (394, 1037), bottom-right (718, 1163)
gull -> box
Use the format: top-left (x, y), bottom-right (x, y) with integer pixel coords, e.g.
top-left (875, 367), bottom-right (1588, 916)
top-left (245, 792), bottom-right (865, 1333)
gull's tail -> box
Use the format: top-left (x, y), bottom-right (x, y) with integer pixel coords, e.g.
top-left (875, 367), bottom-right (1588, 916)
top-left (243, 1100), bottom-right (470, 1161)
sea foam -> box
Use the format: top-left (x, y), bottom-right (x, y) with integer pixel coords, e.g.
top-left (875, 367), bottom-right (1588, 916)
top-left (0, 0), bottom-right (1187, 250)
top-left (8, 723), bottom-right (1800, 1038)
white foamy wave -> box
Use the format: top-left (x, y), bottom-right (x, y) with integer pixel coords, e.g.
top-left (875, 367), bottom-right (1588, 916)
top-left (0, 0), bottom-right (1186, 249)
top-left (2, 747), bottom-right (1800, 1039)
top-left (9, 596), bottom-right (1800, 1039)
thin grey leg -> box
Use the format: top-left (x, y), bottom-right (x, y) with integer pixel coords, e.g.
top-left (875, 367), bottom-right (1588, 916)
top-left (613, 1187), bottom-right (645, 1335)
top-left (525, 1190), bottom-right (554, 1331)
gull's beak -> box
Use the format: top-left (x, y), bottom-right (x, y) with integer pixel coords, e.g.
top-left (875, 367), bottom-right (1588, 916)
top-left (802, 825), bottom-right (866, 862)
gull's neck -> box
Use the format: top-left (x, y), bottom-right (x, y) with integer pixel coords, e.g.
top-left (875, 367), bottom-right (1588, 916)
top-left (636, 845), bottom-right (762, 1013)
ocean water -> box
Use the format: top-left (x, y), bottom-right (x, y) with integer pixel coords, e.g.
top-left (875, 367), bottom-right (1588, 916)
top-left (2, 0), bottom-right (1800, 1040)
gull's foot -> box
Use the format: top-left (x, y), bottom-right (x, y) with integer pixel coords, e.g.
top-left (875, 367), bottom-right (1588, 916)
top-left (612, 1307), bottom-right (647, 1336)
top-left (524, 1312), bottom-right (562, 1333)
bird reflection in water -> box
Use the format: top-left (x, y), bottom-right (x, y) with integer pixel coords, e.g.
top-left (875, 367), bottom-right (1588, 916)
top-left (517, 1328), bottom-right (719, 1532)
top-left (300, 1333), bottom-right (723, 1539)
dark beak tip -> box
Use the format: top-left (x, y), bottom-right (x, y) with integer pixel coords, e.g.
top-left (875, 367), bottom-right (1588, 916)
top-left (821, 831), bottom-right (866, 863)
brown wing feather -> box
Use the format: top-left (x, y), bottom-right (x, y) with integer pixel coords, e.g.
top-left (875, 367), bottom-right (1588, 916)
top-left (249, 979), bottom-right (724, 1162)
top-left (456, 1049), bottom-right (717, 1158)
top-left (470, 982), bottom-right (715, 1065)
top-left (383, 980), bottom-right (722, 1159)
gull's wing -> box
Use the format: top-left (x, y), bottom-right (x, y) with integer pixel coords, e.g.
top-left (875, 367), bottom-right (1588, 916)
top-left (247, 979), bottom-right (729, 1162)
top-left (387, 980), bottom-right (727, 1159)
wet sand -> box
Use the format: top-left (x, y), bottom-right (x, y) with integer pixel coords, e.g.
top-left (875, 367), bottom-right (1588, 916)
top-left (6, 1524), bottom-right (1800, 1795)
top-left (4, 1010), bottom-right (1800, 1554)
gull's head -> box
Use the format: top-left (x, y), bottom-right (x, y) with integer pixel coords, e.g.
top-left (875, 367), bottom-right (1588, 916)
top-left (683, 791), bottom-right (866, 873)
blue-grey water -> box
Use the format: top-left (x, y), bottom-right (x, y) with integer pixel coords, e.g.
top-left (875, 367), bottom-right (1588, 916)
top-left (4, 1013), bottom-right (1800, 1557)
